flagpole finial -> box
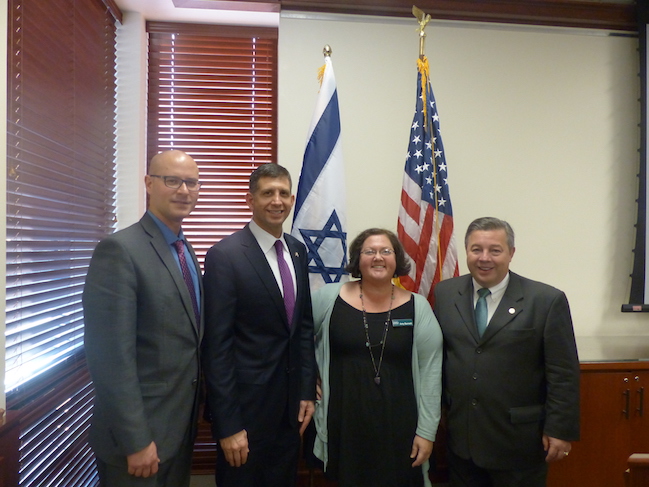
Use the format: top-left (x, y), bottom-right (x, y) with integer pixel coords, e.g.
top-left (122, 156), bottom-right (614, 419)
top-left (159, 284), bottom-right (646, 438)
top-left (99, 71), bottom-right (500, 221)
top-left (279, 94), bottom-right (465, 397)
top-left (412, 5), bottom-right (431, 59)
top-left (323, 45), bottom-right (332, 57)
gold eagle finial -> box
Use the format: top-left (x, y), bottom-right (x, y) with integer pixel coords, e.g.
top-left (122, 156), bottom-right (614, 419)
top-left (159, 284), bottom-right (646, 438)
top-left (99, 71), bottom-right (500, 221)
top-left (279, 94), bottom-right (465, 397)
top-left (412, 6), bottom-right (432, 58)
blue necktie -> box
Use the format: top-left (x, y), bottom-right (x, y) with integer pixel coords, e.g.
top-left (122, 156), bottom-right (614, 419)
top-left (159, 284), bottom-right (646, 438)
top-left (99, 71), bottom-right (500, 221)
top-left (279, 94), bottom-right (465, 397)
top-left (475, 288), bottom-right (491, 337)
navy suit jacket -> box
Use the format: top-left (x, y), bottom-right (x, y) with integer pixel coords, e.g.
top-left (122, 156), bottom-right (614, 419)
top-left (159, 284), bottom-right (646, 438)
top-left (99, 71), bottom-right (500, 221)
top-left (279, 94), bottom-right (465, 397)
top-left (83, 213), bottom-right (203, 465)
top-left (433, 272), bottom-right (580, 470)
top-left (202, 224), bottom-right (317, 441)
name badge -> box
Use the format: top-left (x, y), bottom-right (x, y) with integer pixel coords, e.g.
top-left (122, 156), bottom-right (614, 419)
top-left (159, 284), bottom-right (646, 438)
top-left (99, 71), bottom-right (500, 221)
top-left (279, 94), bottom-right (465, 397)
top-left (392, 319), bottom-right (413, 327)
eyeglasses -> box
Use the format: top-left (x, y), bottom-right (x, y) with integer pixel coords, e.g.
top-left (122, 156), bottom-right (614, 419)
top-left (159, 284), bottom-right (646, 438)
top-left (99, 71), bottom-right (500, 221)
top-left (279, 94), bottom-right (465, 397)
top-left (360, 248), bottom-right (395, 257)
top-left (149, 175), bottom-right (201, 192)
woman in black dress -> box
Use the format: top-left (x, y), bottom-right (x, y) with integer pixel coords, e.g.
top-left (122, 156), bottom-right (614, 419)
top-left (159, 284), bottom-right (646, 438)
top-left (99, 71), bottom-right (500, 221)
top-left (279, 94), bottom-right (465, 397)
top-left (311, 228), bottom-right (443, 487)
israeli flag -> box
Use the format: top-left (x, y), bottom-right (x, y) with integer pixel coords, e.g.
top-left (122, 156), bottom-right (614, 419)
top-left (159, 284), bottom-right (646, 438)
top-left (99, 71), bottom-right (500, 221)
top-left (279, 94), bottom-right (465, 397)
top-left (291, 54), bottom-right (348, 291)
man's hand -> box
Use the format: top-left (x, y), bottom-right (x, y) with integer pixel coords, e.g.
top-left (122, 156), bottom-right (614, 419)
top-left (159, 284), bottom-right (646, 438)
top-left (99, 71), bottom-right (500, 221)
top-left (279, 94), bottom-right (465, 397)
top-left (219, 430), bottom-right (249, 467)
top-left (298, 400), bottom-right (315, 435)
top-left (410, 435), bottom-right (433, 467)
top-left (543, 434), bottom-right (571, 463)
top-left (127, 441), bottom-right (160, 477)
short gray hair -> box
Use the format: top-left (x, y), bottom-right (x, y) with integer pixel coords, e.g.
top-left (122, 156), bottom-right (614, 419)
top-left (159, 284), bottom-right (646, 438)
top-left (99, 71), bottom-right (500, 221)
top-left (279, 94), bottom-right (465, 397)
top-left (464, 217), bottom-right (515, 249)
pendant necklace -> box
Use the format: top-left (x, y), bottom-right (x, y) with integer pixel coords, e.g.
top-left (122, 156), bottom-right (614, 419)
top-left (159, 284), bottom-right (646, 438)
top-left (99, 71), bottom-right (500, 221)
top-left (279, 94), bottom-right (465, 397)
top-left (359, 281), bottom-right (394, 386)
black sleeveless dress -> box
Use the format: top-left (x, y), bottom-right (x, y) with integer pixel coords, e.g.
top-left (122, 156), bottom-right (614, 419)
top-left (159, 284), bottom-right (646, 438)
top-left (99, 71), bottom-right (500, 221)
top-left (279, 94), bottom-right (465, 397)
top-left (326, 295), bottom-right (423, 487)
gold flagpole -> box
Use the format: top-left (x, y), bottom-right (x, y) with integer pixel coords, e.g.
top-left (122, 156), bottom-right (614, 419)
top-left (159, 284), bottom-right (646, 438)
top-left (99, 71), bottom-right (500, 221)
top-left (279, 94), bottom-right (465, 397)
top-left (412, 6), bottom-right (444, 283)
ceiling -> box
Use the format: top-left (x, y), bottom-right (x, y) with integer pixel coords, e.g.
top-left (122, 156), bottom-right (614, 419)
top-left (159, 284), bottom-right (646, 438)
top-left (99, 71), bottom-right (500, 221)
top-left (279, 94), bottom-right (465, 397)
top-left (113, 0), bottom-right (280, 26)
top-left (112, 0), bottom-right (638, 31)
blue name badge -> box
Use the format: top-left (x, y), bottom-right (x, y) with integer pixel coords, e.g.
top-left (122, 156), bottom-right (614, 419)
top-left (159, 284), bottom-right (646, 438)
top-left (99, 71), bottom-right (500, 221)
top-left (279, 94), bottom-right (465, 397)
top-left (392, 319), bottom-right (413, 327)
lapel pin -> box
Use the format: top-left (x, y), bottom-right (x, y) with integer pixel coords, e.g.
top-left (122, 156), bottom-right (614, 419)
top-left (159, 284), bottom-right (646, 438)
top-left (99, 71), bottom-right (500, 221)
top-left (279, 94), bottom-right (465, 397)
top-left (294, 252), bottom-right (299, 257)
top-left (508, 308), bottom-right (515, 314)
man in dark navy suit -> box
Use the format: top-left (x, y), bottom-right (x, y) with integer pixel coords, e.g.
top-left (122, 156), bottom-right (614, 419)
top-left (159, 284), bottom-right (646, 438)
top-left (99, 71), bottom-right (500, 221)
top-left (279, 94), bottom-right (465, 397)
top-left (434, 217), bottom-right (580, 487)
top-left (202, 163), bottom-right (317, 487)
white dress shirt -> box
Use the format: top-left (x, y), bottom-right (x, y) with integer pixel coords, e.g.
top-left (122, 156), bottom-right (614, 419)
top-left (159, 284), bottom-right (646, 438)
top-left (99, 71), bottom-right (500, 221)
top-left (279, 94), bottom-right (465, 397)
top-left (249, 220), bottom-right (297, 297)
top-left (472, 272), bottom-right (510, 329)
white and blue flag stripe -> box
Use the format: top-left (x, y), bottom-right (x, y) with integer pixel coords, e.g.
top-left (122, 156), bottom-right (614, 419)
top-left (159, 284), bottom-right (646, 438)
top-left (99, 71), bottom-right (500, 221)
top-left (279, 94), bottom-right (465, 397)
top-left (291, 55), bottom-right (348, 291)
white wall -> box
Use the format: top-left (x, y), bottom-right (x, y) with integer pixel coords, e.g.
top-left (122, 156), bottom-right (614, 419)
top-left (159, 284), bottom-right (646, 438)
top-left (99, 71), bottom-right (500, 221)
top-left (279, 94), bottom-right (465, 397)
top-left (278, 13), bottom-right (644, 361)
top-left (115, 11), bottom-right (149, 231)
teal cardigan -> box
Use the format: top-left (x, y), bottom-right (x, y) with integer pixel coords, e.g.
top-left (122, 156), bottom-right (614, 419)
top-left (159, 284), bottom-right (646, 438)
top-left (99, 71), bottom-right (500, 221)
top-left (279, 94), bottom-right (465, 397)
top-left (311, 282), bottom-right (443, 487)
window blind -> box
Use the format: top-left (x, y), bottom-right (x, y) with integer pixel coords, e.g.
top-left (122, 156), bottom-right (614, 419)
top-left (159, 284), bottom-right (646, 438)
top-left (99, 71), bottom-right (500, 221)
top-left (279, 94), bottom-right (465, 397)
top-left (18, 360), bottom-right (96, 486)
top-left (147, 22), bottom-right (278, 263)
top-left (6, 0), bottom-right (118, 395)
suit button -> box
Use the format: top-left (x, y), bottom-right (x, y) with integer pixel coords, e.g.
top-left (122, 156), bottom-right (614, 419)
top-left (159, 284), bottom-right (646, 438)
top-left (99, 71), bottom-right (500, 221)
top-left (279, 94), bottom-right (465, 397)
top-left (476, 348), bottom-right (482, 354)
top-left (472, 373), bottom-right (478, 380)
top-left (471, 399), bottom-right (478, 406)
top-left (191, 379), bottom-right (198, 386)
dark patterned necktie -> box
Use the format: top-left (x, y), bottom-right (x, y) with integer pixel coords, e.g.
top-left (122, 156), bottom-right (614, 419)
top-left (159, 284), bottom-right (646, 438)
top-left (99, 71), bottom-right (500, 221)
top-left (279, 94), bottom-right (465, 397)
top-left (173, 239), bottom-right (200, 324)
top-left (274, 240), bottom-right (295, 327)
top-left (475, 288), bottom-right (491, 337)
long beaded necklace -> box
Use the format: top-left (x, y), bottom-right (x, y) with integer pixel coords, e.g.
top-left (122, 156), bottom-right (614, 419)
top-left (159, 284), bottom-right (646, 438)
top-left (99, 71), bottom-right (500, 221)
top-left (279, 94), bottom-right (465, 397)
top-left (359, 281), bottom-right (394, 386)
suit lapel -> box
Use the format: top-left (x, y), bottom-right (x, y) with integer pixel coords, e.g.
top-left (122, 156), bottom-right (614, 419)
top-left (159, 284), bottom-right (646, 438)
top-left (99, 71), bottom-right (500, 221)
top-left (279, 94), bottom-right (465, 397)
top-left (240, 226), bottom-right (288, 327)
top-left (480, 272), bottom-right (524, 341)
top-left (453, 276), bottom-right (480, 341)
top-left (141, 214), bottom-right (201, 337)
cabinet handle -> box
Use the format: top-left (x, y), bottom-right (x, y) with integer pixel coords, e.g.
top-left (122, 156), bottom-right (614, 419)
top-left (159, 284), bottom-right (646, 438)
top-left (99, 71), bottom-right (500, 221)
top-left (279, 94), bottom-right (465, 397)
top-left (638, 387), bottom-right (645, 416)
top-left (623, 389), bottom-right (630, 418)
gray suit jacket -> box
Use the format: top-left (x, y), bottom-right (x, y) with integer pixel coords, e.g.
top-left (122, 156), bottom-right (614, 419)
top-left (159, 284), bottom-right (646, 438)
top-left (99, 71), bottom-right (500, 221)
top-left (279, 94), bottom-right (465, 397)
top-left (433, 272), bottom-right (579, 470)
top-left (83, 213), bottom-right (203, 465)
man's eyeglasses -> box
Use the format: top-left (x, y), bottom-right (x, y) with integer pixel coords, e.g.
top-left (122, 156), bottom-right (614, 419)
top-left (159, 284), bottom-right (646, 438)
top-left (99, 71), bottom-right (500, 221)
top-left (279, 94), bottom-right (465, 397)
top-left (149, 175), bottom-right (201, 192)
top-left (360, 249), bottom-right (395, 257)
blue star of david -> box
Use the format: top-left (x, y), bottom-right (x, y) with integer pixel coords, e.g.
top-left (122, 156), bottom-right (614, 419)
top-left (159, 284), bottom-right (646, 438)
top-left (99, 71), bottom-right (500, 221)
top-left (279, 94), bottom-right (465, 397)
top-left (299, 210), bottom-right (348, 284)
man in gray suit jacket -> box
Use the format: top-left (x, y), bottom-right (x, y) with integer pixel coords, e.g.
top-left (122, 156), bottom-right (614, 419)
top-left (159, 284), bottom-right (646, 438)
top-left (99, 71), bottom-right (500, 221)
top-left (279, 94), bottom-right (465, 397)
top-left (84, 150), bottom-right (203, 487)
top-left (433, 217), bottom-right (579, 487)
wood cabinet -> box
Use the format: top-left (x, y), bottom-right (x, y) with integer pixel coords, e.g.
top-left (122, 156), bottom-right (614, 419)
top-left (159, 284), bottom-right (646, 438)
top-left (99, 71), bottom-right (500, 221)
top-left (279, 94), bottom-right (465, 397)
top-left (626, 454), bottom-right (649, 487)
top-left (548, 362), bottom-right (649, 487)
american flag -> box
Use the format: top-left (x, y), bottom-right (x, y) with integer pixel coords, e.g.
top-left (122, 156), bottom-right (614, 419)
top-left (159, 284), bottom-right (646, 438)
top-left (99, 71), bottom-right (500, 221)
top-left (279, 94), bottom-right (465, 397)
top-left (397, 57), bottom-right (458, 306)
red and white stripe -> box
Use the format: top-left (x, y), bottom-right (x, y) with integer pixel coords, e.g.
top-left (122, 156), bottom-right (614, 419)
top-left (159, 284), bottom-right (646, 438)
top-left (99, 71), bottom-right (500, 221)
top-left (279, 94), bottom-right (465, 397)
top-left (397, 173), bottom-right (458, 306)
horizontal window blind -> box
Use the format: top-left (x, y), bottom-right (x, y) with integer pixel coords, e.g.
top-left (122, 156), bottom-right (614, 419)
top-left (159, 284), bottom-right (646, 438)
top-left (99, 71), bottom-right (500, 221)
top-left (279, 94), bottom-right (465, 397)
top-left (6, 0), bottom-right (117, 395)
top-left (18, 360), bottom-right (96, 486)
top-left (147, 22), bottom-right (278, 263)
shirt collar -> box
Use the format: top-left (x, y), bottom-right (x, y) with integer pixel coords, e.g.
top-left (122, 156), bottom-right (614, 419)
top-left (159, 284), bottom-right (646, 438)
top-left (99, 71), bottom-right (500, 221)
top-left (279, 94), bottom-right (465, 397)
top-left (249, 219), bottom-right (287, 254)
top-left (147, 210), bottom-right (185, 245)
top-left (472, 272), bottom-right (510, 301)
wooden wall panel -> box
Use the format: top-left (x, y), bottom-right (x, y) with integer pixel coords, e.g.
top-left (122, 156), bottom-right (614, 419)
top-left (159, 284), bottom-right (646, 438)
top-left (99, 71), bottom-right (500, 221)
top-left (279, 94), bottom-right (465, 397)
top-left (279, 0), bottom-right (637, 31)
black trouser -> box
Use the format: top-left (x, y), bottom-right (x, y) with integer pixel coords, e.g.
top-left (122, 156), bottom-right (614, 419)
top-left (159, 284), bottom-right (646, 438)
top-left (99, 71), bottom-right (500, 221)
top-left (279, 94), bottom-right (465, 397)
top-left (448, 449), bottom-right (548, 487)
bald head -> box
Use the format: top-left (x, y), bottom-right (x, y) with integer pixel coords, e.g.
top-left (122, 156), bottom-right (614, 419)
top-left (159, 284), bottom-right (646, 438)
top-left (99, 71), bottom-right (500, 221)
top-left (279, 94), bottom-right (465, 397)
top-left (149, 150), bottom-right (196, 174)
top-left (145, 150), bottom-right (199, 234)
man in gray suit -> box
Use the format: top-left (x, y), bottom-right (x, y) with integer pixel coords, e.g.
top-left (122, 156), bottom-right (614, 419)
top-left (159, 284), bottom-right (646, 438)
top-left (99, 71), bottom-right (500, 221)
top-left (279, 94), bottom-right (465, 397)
top-left (84, 150), bottom-right (203, 487)
top-left (433, 217), bottom-right (579, 487)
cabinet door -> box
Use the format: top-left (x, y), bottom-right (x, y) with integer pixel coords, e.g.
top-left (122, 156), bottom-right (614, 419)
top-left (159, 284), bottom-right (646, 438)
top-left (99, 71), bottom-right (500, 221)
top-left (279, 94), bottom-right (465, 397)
top-left (629, 372), bottom-right (649, 454)
top-left (548, 371), bottom-right (633, 487)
